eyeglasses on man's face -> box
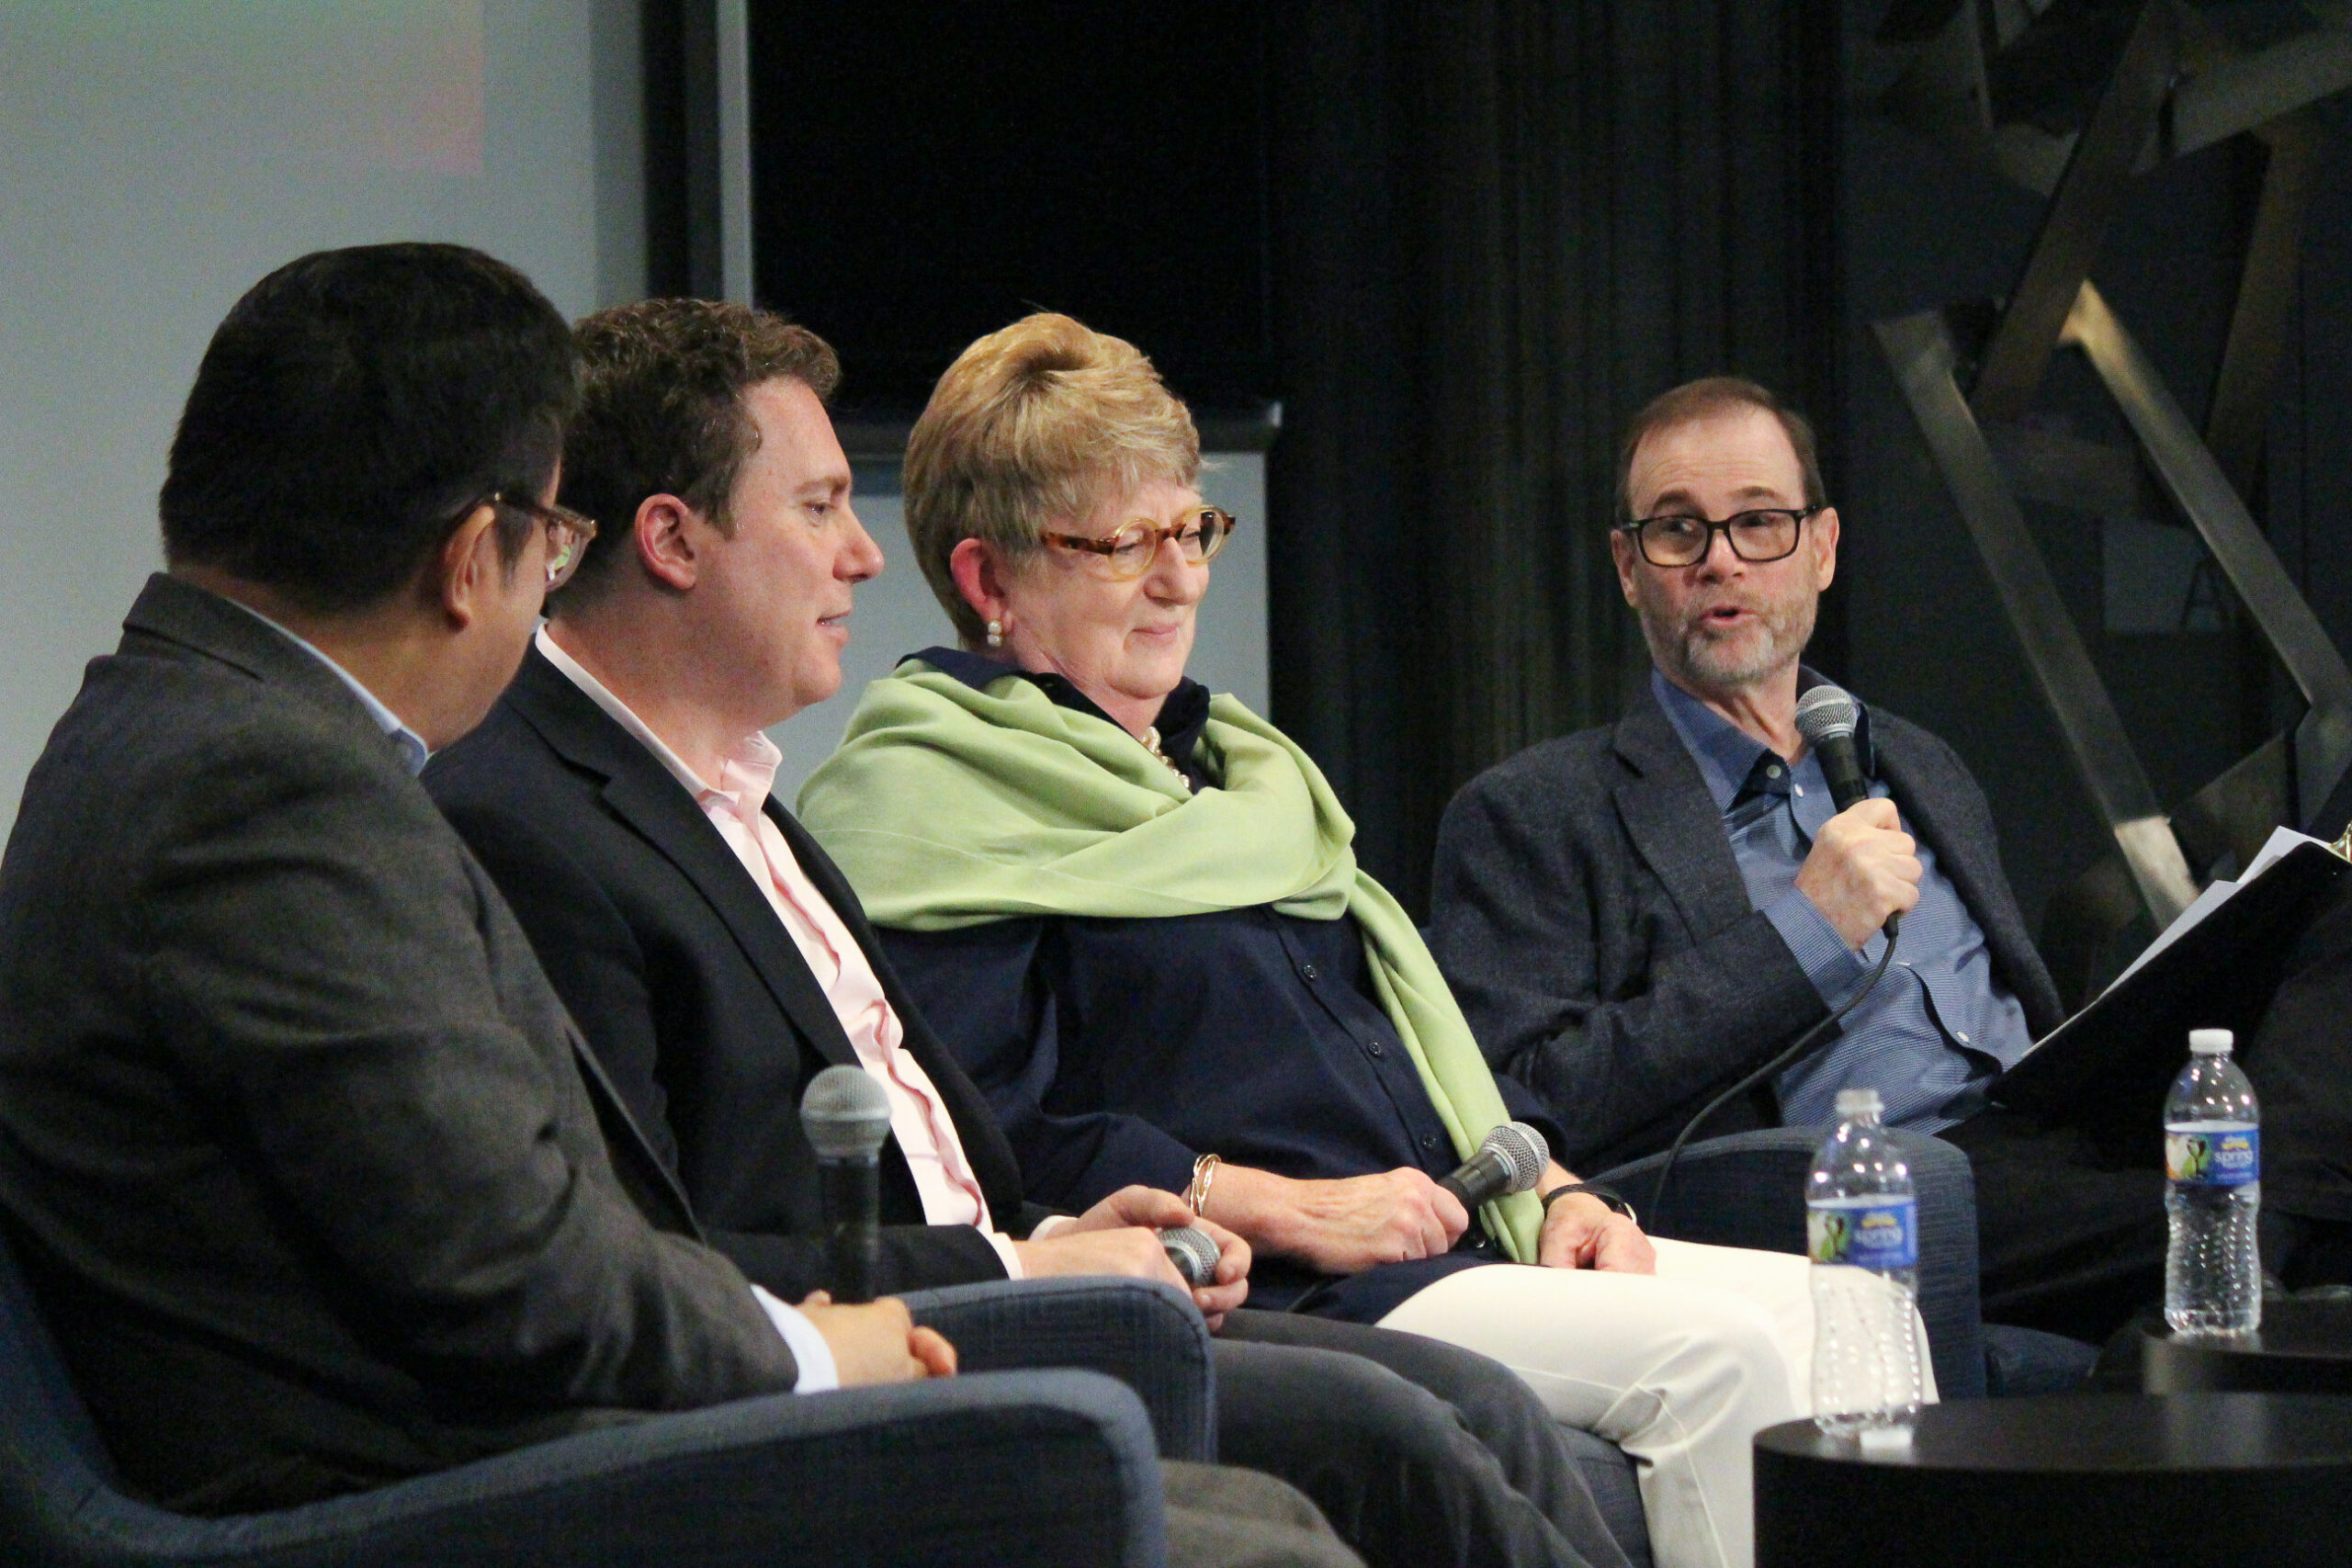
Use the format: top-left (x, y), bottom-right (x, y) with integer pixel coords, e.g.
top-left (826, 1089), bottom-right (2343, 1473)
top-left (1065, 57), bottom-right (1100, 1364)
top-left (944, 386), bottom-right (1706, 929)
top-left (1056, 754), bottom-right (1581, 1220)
top-left (1040, 506), bottom-right (1237, 581)
top-left (492, 492), bottom-right (599, 590)
top-left (1614, 507), bottom-right (1818, 569)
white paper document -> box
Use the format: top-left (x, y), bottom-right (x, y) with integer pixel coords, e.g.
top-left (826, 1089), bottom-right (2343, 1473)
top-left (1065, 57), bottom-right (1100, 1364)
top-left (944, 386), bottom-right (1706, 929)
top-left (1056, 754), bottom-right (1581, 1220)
top-left (2103, 828), bottom-right (2335, 995)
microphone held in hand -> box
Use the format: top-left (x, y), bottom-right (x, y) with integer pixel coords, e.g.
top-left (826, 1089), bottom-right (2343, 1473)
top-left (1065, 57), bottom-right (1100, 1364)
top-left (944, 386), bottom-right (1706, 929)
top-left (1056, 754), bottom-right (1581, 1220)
top-left (1438, 1122), bottom-right (1551, 1210)
top-left (801, 1065), bottom-right (891, 1303)
top-left (1792, 682), bottom-right (1868, 811)
top-left (1793, 682), bottom-right (1899, 940)
top-left (1157, 1226), bottom-right (1221, 1287)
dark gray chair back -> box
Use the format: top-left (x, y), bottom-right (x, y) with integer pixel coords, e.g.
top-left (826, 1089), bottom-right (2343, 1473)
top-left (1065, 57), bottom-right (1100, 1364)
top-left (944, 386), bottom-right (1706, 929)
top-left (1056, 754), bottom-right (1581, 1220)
top-left (0, 1224), bottom-right (1174, 1568)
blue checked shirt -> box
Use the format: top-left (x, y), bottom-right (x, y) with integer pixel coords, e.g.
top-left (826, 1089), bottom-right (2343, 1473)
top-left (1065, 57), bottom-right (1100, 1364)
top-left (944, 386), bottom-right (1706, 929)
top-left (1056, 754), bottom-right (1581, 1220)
top-left (1652, 672), bottom-right (2034, 1132)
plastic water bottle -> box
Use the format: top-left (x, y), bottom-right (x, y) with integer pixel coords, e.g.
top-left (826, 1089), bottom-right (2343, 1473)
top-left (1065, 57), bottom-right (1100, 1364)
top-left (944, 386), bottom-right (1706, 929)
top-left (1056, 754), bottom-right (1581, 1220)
top-left (2164, 1028), bottom-right (2261, 1337)
top-left (1808, 1088), bottom-right (1923, 1445)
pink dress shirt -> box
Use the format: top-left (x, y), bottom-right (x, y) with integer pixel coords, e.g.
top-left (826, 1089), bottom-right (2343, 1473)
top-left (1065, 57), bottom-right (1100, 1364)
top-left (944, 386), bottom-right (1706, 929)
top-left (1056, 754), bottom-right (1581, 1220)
top-left (537, 629), bottom-right (1035, 1277)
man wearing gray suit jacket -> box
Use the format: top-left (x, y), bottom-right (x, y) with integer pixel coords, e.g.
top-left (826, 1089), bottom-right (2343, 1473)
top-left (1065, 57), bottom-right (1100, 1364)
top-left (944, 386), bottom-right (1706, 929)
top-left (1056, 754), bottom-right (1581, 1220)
top-left (0, 243), bottom-right (1016, 1515)
top-left (1428, 376), bottom-right (2350, 1347)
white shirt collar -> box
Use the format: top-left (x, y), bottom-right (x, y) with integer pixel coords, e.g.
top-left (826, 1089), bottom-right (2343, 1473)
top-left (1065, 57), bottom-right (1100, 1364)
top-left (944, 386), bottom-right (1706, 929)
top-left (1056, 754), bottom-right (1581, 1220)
top-left (534, 625), bottom-right (785, 805)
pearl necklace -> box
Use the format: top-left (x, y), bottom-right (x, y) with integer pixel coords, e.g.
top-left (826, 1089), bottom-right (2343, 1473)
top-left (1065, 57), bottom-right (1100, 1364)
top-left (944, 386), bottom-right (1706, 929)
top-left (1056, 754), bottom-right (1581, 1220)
top-left (1142, 727), bottom-right (1193, 794)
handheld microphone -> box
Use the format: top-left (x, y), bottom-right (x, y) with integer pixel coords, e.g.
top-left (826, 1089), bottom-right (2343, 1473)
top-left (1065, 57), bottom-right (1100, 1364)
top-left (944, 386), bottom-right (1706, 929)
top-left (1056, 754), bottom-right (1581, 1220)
top-left (1157, 1226), bottom-right (1221, 1287)
top-left (800, 1065), bottom-right (891, 1303)
top-left (1438, 1122), bottom-right (1551, 1210)
top-left (1793, 682), bottom-right (1899, 941)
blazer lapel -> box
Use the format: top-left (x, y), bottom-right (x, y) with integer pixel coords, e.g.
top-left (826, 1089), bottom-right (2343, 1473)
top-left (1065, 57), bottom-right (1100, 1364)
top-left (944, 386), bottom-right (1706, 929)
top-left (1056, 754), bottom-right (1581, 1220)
top-left (603, 773), bottom-right (865, 1071)
top-left (566, 1014), bottom-right (704, 1237)
top-left (506, 650), bottom-right (863, 1071)
top-left (1874, 738), bottom-right (1983, 911)
top-left (1875, 726), bottom-right (2063, 1032)
top-left (1610, 695), bottom-right (1757, 941)
top-left (124, 574), bottom-right (412, 773)
top-left (770, 806), bottom-right (1034, 1224)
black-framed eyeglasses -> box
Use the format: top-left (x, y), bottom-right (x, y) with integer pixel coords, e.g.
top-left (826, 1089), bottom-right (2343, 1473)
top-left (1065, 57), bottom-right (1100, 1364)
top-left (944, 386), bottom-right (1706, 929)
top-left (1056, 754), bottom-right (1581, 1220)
top-left (1040, 506), bottom-right (1237, 581)
top-left (492, 492), bottom-right (599, 590)
top-left (1614, 507), bottom-right (1818, 569)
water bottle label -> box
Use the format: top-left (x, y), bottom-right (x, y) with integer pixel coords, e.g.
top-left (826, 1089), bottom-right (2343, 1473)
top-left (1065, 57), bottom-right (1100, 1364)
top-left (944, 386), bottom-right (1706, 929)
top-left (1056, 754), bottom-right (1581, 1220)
top-left (2165, 1126), bottom-right (2259, 1187)
top-left (1807, 1196), bottom-right (1917, 1269)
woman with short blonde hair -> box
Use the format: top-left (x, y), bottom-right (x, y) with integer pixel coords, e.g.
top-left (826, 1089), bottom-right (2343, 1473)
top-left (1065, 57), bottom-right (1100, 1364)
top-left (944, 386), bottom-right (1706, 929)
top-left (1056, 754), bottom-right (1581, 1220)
top-left (904, 312), bottom-right (1205, 649)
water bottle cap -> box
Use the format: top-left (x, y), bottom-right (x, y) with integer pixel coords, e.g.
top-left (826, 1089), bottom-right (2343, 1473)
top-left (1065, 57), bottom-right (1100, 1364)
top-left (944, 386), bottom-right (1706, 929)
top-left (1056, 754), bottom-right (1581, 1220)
top-left (2188, 1029), bottom-right (2234, 1056)
top-left (1834, 1088), bottom-right (1883, 1117)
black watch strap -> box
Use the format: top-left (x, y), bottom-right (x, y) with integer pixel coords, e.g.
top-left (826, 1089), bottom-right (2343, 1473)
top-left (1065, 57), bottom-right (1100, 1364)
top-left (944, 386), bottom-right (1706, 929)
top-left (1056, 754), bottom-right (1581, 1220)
top-left (1539, 1181), bottom-right (1636, 1224)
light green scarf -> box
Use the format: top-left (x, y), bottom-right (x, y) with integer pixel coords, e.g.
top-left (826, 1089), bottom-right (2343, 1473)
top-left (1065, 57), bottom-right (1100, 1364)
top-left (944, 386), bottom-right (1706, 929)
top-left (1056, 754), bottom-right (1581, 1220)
top-left (797, 660), bottom-right (1543, 1261)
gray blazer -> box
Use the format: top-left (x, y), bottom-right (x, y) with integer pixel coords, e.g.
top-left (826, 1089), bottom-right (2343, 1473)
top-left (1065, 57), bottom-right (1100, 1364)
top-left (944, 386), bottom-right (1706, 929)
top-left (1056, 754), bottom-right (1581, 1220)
top-left (0, 576), bottom-right (798, 1513)
top-left (1426, 677), bottom-right (2064, 1174)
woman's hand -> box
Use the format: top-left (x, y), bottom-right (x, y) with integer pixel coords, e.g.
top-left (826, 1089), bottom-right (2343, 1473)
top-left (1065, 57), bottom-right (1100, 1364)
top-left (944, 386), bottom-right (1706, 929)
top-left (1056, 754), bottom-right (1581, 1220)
top-left (1208, 1165), bottom-right (1470, 1275)
top-left (1012, 1185), bottom-right (1250, 1329)
top-left (1533, 1161), bottom-right (1656, 1274)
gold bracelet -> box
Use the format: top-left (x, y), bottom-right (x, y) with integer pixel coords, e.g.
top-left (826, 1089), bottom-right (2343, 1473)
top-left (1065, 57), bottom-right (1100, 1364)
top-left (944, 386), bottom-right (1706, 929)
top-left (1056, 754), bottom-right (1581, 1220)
top-left (1187, 1153), bottom-right (1222, 1217)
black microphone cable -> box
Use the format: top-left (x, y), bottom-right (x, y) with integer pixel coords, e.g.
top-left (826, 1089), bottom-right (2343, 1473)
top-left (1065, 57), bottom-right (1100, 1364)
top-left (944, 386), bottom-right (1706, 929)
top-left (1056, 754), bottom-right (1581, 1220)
top-left (1645, 925), bottom-right (1900, 1230)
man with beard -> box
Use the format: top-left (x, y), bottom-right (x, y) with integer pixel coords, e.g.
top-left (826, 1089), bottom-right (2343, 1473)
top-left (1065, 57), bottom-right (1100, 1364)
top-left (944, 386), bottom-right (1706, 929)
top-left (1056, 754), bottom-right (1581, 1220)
top-left (1423, 375), bottom-right (2352, 1348)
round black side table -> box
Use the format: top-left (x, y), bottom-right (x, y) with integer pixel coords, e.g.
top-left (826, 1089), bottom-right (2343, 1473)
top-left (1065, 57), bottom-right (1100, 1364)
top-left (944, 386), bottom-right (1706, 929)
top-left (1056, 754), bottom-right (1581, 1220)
top-left (2143, 1295), bottom-right (2352, 1393)
top-left (1753, 1393), bottom-right (2352, 1568)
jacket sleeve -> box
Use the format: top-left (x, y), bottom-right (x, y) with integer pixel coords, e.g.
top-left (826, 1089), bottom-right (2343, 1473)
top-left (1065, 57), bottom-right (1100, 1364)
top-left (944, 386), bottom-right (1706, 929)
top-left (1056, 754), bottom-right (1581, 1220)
top-left (432, 794), bottom-right (1014, 1302)
top-left (141, 725), bottom-right (801, 1411)
top-left (714, 1221), bottom-right (1011, 1300)
top-left (1426, 760), bottom-right (1828, 1168)
top-left (876, 919), bottom-right (1200, 1212)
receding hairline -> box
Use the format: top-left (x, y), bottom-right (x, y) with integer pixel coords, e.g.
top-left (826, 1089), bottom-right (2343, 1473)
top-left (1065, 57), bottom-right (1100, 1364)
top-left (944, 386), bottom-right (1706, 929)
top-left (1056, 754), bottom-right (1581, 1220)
top-left (1616, 377), bottom-right (1825, 522)
top-left (1624, 405), bottom-right (1810, 513)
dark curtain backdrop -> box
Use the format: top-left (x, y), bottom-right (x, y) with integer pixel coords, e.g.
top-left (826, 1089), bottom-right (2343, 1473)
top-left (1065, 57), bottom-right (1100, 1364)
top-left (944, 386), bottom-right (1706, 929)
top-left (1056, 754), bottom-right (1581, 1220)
top-left (1266, 0), bottom-right (1845, 914)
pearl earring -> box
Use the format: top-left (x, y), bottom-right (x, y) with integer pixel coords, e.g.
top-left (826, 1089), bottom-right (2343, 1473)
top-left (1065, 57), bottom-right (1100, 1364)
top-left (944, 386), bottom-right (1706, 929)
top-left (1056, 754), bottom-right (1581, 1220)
top-left (986, 618), bottom-right (1004, 649)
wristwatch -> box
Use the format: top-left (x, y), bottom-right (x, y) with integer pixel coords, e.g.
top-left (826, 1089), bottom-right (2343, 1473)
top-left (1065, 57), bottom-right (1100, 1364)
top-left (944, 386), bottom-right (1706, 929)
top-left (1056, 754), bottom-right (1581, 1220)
top-left (1539, 1181), bottom-right (1636, 1225)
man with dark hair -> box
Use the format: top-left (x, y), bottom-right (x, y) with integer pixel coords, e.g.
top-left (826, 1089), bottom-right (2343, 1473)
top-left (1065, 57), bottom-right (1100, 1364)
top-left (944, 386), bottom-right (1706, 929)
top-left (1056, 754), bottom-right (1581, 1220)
top-left (157, 244), bottom-right (577, 611)
top-left (424, 296), bottom-right (1638, 1568)
top-left (1425, 375), bottom-right (2352, 1348)
top-left (0, 243), bottom-right (971, 1516)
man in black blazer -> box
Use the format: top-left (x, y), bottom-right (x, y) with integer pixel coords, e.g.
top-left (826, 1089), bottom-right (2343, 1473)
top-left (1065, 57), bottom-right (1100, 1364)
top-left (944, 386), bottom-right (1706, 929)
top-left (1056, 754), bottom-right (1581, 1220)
top-left (0, 246), bottom-right (971, 1514)
top-left (1428, 376), bottom-right (2352, 1346)
top-left (425, 297), bottom-right (1635, 1568)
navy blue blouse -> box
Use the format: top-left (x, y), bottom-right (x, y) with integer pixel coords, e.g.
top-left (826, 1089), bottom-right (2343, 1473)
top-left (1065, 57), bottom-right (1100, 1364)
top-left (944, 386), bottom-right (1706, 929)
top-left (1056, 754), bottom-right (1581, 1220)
top-left (876, 649), bottom-right (1564, 1317)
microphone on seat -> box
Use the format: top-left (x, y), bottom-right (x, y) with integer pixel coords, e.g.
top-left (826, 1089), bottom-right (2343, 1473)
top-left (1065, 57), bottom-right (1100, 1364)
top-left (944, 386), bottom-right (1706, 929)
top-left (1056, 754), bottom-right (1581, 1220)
top-left (800, 1065), bottom-right (891, 1303)
top-left (1438, 1122), bottom-right (1551, 1210)
top-left (1157, 1226), bottom-right (1221, 1287)
top-left (1793, 682), bottom-right (1899, 940)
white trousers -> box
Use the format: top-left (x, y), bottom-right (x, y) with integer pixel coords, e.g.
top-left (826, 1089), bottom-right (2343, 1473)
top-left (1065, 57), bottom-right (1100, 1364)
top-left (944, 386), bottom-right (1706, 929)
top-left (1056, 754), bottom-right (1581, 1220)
top-left (1374, 1239), bottom-right (1937, 1568)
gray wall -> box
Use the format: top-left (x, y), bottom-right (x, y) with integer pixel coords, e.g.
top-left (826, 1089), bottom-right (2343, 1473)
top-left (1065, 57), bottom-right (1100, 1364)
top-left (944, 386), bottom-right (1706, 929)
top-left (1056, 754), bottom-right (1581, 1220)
top-left (0, 0), bottom-right (645, 839)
